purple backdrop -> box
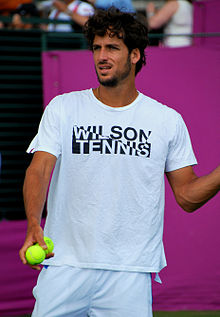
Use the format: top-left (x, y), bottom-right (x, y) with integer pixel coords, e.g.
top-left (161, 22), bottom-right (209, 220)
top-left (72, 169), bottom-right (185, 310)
top-left (1, 2), bottom-right (220, 314)
top-left (193, 0), bottom-right (220, 47)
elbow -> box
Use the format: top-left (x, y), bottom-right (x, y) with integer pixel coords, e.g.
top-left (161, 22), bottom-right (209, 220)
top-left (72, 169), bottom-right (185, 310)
top-left (175, 191), bottom-right (200, 213)
top-left (148, 17), bottom-right (164, 30)
top-left (179, 202), bottom-right (199, 213)
top-left (148, 20), bottom-right (158, 30)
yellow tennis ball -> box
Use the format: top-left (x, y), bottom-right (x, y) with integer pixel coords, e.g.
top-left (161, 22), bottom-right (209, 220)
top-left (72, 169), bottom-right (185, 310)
top-left (36, 237), bottom-right (54, 255)
top-left (43, 237), bottom-right (54, 254)
top-left (25, 245), bottom-right (46, 265)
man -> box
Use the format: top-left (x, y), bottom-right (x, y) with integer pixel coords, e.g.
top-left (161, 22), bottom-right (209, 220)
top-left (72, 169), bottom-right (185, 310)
top-left (146, 0), bottom-right (193, 47)
top-left (19, 7), bottom-right (220, 317)
top-left (48, 0), bottom-right (94, 32)
top-left (11, 3), bottom-right (40, 30)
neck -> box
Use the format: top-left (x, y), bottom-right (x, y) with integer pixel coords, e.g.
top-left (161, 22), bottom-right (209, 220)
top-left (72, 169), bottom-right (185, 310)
top-left (93, 81), bottom-right (138, 108)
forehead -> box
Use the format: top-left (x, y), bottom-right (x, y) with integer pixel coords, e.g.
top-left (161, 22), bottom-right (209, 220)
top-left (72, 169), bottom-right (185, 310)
top-left (93, 32), bottom-right (125, 47)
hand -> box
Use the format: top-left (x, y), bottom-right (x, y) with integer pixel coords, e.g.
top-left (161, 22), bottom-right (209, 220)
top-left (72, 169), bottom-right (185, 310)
top-left (19, 223), bottom-right (54, 270)
top-left (53, 0), bottom-right (68, 12)
top-left (11, 14), bottom-right (23, 29)
top-left (146, 2), bottom-right (156, 14)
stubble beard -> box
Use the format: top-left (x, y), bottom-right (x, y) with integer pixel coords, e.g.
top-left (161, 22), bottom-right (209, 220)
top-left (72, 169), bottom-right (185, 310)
top-left (96, 55), bottom-right (132, 87)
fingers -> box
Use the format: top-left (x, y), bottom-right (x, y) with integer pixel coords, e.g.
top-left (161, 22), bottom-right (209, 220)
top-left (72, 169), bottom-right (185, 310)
top-left (37, 236), bottom-right (48, 252)
top-left (28, 263), bottom-right (42, 271)
top-left (45, 252), bottom-right (54, 259)
top-left (19, 247), bottom-right (27, 265)
top-left (28, 252), bottom-right (55, 270)
top-left (19, 249), bottom-right (54, 270)
top-left (19, 226), bottom-right (55, 269)
top-left (146, 2), bottom-right (155, 13)
top-left (19, 240), bottom-right (34, 265)
top-left (19, 224), bottom-right (46, 267)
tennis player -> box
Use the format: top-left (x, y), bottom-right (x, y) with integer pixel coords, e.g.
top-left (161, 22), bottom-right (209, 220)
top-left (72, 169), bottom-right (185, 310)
top-left (19, 7), bottom-right (220, 317)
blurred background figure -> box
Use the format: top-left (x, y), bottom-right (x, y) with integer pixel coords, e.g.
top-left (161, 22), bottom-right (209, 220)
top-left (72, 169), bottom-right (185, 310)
top-left (87, 0), bottom-right (135, 13)
top-left (0, 0), bottom-right (33, 28)
top-left (146, 0), bottom-right (193, 47)
top-left (47, 0), bottom-right (95, 32)
top-left (11, 3), bottom-right (40, 29)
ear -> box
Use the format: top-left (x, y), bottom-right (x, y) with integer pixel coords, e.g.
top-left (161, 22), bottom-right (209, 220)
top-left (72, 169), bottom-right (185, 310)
top-left (130, 48), bottom-right (141, 65)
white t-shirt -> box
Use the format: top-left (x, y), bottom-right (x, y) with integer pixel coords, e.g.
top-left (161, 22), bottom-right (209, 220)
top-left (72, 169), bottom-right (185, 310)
top-left (27, 89), bottom-right (197, 273)
top-left (164, 0), bottom-right (193, 47)
top-left (48, 0), bottom-right (94, 32)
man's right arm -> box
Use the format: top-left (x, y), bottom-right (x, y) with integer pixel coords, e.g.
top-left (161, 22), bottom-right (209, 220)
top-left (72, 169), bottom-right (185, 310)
top-left (19, 151), bottom-right (57, 269)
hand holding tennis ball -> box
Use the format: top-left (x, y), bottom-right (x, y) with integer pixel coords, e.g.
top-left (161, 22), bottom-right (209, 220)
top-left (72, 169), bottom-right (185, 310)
top-left (25, 245), bottom-right (46, 265)
top-left (25, 237), bottom-right (54, 265)
top-left (36, 236), bottom-right (54, 255)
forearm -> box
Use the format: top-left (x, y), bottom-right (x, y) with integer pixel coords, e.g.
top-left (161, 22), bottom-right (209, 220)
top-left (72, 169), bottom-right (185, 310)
top-left (65, 9), bottom-right (89, 26)
top-left (148, 15), bottom-right (164, 30)
top-left (53, 1), bottom-right (90, 27)
top-left (20, 152), bottom-right (56, 267)
top-left (182, 165), bottom-right (220, 212)
top-left (23, 166), bottom-right (50, 228)
top-left (147, 1), bottom-right (178, 30)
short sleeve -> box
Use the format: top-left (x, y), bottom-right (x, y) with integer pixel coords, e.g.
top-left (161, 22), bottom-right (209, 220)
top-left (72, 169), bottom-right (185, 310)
top-left (27, 96), bottom-right (62, 158)
top-left (165, 113), bottom-right (197, 172)
top-left (76, 3), bottom-right (94, 16)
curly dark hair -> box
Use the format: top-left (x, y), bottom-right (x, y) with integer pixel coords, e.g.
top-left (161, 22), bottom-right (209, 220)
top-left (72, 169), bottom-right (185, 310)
top-left (84, 7), bottom-right (149, 75)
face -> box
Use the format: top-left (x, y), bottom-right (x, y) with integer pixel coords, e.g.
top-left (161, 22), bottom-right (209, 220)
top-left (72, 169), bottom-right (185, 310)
top-left (92, 33), bottom-right (137, 87)
top-left (12, 13), bottom-right (33, 29)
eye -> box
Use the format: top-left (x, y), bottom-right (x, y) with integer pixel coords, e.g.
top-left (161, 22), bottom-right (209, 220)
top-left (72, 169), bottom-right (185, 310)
top-left (108, 45), bottom-right (119, 50)
top-left (92, 45), bottom-right (100, 51)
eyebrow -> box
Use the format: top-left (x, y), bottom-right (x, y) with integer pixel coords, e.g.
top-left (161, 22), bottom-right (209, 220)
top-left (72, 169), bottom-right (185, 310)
top-left (92, 43), bottom-right (121, 49)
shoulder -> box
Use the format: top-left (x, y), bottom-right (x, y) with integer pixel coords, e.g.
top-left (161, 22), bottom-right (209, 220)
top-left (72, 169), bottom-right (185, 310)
top-left (53, 88), bottom-right (90, 100)
top-left (176, 0), bottom-right (192, 12)
top-left (44, 89), bottom-right (91, 120)
top-left (71, 1), bottom-right (94, 15)
top-left (177, 0), bottom-right (192, 8)
top-left (140, 94), bottom-right (186, 136)
top-left (162, 0), bottom-right (179, 14)
top-left (140, 93), bottom-right (180, 118)
top-left (48, 89), bottom-right (91, 107)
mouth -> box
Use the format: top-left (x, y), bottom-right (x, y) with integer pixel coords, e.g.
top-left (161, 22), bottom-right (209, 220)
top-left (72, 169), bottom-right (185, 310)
top-left (98, 64), bottom-right (112, 74)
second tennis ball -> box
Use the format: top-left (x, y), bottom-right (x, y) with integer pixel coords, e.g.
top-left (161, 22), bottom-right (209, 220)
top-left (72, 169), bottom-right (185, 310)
top-left (36, 236), bottom-right (54, 255)
top-left (43, 236), bottom-right (54, 254)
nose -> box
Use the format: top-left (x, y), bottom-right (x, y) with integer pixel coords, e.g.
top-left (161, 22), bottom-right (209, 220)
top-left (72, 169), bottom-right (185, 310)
top-left (98, 47), bottom-right (108, 62)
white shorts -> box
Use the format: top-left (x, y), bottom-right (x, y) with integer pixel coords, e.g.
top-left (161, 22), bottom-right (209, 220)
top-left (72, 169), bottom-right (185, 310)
top-left (32, 266), bottom-right (153, 317)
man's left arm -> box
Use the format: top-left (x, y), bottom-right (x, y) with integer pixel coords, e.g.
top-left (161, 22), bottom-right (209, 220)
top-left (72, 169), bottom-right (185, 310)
top-left (53, 0), bottom-right (90, 26)
top-left (166, 165), bottom-right (220, 212)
